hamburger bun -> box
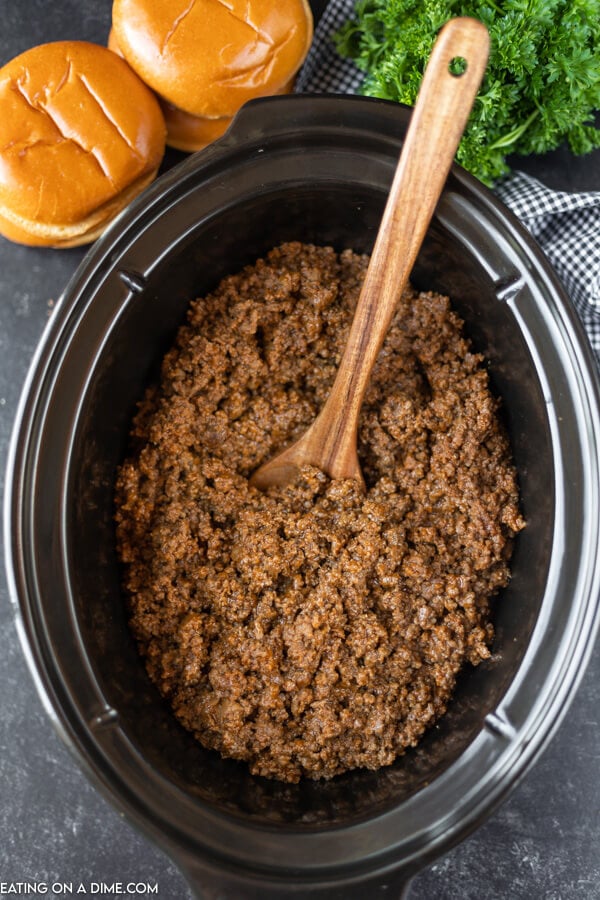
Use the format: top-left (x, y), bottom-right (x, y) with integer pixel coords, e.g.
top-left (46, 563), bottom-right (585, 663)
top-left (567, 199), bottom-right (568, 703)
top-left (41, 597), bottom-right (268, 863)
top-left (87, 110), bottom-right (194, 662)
top-left (0, 40), bottom-right (166, 247)
top-left (111, 0), bottom-right (313, 121)
top-left (108, 26), bottom-right (232, 152)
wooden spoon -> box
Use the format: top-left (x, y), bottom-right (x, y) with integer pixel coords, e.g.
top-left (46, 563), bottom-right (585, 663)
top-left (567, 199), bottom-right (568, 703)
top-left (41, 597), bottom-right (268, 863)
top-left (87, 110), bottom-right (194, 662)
top-left (250, 17), bottom-right (490, 492)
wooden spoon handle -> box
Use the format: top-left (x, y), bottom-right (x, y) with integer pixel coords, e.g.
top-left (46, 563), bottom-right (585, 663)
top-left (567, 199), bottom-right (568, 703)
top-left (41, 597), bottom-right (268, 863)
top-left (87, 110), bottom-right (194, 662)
top-left (308, 17), bottom-right (490, 479)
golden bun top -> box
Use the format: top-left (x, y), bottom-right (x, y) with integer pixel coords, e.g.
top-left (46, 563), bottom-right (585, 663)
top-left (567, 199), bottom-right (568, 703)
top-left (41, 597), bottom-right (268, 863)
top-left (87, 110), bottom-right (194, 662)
top-left (0, 41), bottom-right (166, 227)
top-left (112, 0), bottom-right (313, 119)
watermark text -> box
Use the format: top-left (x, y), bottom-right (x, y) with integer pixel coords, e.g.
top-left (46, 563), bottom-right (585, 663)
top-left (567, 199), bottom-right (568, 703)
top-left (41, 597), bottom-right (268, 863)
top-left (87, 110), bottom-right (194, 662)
top-left (0, 884), bottom-right (158, 897)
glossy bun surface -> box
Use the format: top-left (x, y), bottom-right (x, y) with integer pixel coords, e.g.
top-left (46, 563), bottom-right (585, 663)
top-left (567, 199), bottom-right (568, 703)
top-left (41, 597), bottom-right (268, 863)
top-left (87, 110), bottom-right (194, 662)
top-left (112, 0), bottom-right (313, 118)
top-left (0, 40), bottom-right (166, 246)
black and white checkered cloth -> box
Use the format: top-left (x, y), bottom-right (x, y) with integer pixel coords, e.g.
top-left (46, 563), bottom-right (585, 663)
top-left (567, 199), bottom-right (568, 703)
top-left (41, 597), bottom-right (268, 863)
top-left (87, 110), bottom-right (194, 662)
top-left (297, 0), bottom-right (600, 366)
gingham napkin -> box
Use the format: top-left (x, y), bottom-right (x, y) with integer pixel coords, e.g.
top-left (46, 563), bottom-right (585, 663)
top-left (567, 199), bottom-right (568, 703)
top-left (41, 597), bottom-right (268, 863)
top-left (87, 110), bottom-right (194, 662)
top-left (297, 0), bottom-right (600, 366)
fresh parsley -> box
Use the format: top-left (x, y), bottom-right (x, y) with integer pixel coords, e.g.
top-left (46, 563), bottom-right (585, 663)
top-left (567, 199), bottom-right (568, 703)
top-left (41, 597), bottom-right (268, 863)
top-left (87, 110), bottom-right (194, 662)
top-left (335, 0), bottom-right (600, 184)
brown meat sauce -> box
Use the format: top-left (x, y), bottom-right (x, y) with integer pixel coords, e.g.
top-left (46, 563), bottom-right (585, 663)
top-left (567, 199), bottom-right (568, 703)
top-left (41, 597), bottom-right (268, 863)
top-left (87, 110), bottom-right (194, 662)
top-left (115, 242), bottom-right (524, 783)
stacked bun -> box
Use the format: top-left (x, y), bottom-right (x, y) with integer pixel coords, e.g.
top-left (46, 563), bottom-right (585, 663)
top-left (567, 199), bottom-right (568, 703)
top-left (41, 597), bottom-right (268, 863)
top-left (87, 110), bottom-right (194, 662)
top-left (109, 0), bottom-right (313, 151)
top-left (0, 41), bottom-right (166, 247)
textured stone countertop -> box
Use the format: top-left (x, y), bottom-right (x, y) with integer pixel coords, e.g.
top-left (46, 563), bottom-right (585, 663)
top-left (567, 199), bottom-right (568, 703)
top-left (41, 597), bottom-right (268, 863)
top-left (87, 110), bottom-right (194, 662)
top-left (1, 3), bottom-right (599, 898)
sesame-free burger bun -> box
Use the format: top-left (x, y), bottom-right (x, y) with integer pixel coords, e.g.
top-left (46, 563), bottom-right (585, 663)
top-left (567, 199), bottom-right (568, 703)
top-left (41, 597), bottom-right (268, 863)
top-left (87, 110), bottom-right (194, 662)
top-left (108, 25), bottom-right (230, 151)
top-left (111, 0), bottom-right (313, 120)
top-left (108, 27), bottom-right (231, 152)
top-left (0, 41), bottom-right (166, 247)
top-left (108, 21), bottom-right (296, 152)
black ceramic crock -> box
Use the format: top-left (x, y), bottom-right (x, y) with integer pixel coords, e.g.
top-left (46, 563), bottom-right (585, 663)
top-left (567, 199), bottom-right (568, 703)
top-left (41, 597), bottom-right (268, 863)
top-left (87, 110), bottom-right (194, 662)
top-left (5, 95), bottom-right (600, 899)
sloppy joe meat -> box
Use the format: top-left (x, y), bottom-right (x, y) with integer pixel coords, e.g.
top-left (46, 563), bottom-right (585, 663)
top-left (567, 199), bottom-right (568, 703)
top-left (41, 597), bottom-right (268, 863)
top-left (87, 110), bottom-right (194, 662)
top-left (115, 242), bottom-right (524, 783)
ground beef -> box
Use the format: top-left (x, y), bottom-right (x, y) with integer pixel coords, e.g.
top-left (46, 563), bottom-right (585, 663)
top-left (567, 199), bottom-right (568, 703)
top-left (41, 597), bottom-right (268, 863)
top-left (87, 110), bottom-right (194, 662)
top-left (114, 241), bottom-right (524, 783)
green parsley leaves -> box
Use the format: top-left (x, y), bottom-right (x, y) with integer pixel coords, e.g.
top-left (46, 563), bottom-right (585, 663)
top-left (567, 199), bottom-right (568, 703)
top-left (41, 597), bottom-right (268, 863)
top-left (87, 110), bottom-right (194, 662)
top-left (335, 0), bottom-right (600, 184)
